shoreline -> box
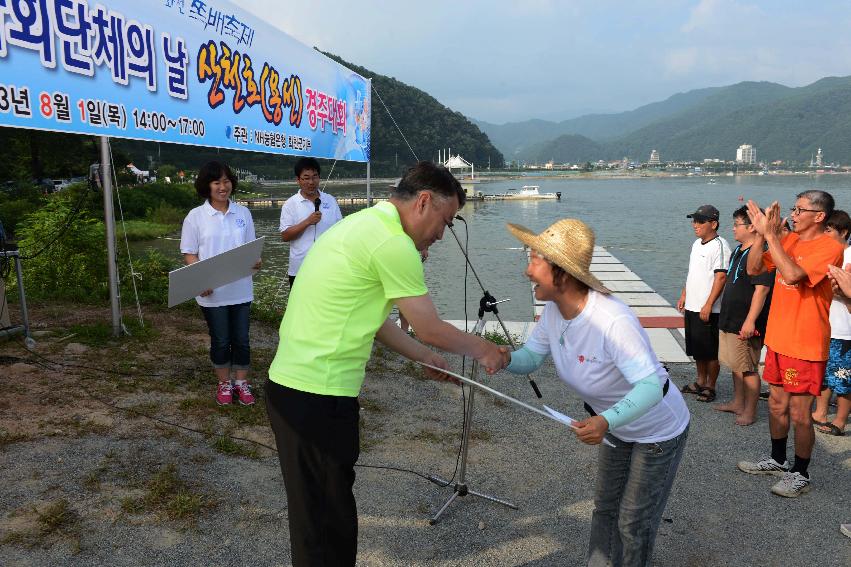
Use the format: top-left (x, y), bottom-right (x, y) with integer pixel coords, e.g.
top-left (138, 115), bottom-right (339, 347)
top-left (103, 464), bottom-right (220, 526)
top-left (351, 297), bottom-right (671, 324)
top-left (254, 169), bottom-right (851, 189)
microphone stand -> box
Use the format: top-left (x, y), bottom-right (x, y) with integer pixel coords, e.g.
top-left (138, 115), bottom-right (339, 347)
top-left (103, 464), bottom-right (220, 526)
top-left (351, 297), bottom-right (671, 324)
top-left (427, 219), bottom-right (539, 524)
top-left (447, 221), bottom-right (542, 398)
top-left (428, 292), bottom-right (518, 524)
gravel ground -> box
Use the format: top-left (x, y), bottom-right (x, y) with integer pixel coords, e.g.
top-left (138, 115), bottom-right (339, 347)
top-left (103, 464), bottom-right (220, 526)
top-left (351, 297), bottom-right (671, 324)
top-left (1, 349), bottom-right (850, 566)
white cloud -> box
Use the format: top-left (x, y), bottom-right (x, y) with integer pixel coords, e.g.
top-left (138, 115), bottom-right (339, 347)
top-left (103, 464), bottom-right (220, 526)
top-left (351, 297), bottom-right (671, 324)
top-left (664, 47), bottom-right (699, 75)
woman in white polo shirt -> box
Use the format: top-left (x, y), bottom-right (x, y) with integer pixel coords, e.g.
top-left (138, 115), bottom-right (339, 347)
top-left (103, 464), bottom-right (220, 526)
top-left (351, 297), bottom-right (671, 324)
top-left (504, 219), bottom-right (690, 567)
top-left (180, 162), bottom-right (260, 406)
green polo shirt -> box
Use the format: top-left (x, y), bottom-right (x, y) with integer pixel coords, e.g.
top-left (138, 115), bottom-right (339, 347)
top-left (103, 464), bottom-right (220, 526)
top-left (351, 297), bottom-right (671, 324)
top-left (268, 201), bottom-right (427, 396)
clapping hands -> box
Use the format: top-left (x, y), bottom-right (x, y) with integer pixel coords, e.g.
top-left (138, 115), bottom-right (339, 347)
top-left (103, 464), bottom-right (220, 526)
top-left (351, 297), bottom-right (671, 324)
top-left (746, 200), bottom-right (784, 238)
top-left (827, 263), bottom-right (851, 300)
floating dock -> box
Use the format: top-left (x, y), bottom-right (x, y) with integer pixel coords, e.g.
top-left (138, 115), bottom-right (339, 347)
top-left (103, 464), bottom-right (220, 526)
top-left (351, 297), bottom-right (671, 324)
top-left (444, 246), bottom-right (690, 363)
top-left (237, 197), bottom-right (388, 208)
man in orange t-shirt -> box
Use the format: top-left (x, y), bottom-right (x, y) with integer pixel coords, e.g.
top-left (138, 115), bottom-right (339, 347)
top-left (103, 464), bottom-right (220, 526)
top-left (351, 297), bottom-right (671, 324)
top-left (736, 191), bottom-right (843, 498)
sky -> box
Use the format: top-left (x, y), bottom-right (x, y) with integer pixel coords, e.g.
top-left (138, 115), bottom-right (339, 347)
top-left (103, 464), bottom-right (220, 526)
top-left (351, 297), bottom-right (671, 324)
top-left (231, 0), bottom-right (851, 125)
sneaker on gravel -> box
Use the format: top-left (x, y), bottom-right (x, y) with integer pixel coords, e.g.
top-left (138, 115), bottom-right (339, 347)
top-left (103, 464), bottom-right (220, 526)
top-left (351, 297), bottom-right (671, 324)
top-left (770, 471), bottom-right (811, 498)
top-left (841, 524), bottom-right (851, 539)
top-left (216, 381), bottom-right (233, 405)
top-left (234, 381), bottom-right (255, 406)
top-left (737, 456), bottom-right (791, 476)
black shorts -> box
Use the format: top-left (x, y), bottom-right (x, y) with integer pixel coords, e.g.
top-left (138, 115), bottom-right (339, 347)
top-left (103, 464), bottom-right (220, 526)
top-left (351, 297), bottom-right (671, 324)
top-left (684, 310), bottom-right (720, 361)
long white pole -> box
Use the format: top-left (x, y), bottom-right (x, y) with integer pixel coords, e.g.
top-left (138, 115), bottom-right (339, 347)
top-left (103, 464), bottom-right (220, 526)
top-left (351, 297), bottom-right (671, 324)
top-left (367, 78), bottom-right (373, 207)
top-left (100, 136), bottom-right (121, 337)
top-left (366, 161), bottom-right (372, 207)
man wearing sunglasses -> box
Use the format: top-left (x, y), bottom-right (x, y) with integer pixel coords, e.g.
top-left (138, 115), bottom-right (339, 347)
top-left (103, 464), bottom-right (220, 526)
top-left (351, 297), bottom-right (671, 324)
top-left (738, 191), bottom-right (844, 498)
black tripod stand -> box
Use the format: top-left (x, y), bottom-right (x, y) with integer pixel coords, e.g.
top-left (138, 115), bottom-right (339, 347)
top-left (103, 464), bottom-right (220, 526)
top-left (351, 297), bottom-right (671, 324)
top-left (428, 291), bottom-right (518, 524)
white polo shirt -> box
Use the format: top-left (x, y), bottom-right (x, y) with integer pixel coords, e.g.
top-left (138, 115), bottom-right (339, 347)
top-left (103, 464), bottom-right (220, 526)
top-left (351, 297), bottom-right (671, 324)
top-left (279, 190), bottom-right (343, 276)
top-left (180, 200), bottom-right (256, 308)
top-left (526, 292), bottom-right (690, 443)
top-left (684, 236), bottom-right (731, 313)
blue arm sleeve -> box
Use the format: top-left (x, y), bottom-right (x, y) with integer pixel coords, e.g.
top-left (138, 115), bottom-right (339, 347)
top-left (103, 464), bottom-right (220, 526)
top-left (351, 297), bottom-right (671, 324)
top-left (505, 346), bottom-right (547, 374)
top-left (600, 373), bottom-right (664, 430)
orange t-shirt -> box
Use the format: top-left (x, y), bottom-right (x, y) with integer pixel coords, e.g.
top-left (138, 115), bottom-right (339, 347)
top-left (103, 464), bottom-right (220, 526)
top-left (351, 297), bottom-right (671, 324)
top-left (762, 232), bottom-right (844, 361)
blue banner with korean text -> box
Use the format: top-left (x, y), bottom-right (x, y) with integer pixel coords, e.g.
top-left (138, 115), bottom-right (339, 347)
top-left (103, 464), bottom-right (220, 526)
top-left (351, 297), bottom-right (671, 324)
top-left (0, 0), bottom-right (371, 162)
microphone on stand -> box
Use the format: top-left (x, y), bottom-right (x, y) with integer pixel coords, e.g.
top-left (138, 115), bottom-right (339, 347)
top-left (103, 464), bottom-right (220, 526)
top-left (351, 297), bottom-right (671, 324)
top-left (313, 197), bottom-right (321, 241)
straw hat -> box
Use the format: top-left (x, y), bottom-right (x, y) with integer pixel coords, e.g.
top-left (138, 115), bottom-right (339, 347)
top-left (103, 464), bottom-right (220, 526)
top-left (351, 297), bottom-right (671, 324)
top-left (506, 219), bottom-right (610, 294)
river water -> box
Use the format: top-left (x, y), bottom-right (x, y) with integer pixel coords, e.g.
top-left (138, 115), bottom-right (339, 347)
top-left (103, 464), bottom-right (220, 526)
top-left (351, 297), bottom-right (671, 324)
top-left (149, 174), bottom-right (851, 322)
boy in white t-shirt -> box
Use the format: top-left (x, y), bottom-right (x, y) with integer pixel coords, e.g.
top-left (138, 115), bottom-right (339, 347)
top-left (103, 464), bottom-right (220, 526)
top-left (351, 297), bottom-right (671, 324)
top-left (677, 204), bottom-right (731, 402)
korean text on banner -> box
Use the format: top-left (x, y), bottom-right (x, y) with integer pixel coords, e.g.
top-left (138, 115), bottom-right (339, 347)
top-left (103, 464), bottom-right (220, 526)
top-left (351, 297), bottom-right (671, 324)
top-left (0, 0), bottom-right (371, 162)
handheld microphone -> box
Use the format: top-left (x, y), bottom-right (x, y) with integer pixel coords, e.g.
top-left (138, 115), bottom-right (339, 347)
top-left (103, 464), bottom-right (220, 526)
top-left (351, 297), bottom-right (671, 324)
top-left (312, 197), bottom-right (322, 242)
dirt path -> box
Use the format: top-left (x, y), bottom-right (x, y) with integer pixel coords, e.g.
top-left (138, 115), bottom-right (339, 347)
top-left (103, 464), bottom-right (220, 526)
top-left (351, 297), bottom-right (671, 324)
top-left (1, 304), bottom-right (849, 566)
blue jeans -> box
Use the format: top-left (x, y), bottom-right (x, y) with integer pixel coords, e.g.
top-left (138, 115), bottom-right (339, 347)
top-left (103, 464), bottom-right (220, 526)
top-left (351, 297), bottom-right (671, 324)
top-left (200, 302), bottom-right (251, 370)
top-left (587, 425), bottom-right (689, 567)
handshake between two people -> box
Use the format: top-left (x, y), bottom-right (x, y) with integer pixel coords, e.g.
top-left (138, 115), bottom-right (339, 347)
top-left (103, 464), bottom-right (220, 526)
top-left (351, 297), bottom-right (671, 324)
top-left (418, 338), bottom-right (511, 384)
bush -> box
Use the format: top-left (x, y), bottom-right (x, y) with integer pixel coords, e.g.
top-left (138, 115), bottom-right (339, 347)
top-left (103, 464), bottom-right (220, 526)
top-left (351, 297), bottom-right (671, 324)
top-left (115, 182), bottom-right (198, 220)
top-left (16, 198), bottom-right (108, 301)
top-left (0, 185), bottom-right (45, 237)
top-left (123, 249), bottom-right (178, 306)
top-left (148, 201), bottom-right (184, 225)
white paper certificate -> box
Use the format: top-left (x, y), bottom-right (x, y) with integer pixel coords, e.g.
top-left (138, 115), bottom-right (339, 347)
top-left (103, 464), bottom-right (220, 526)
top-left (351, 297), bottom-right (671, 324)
top-left (167, 237), bottom-right (264, 308)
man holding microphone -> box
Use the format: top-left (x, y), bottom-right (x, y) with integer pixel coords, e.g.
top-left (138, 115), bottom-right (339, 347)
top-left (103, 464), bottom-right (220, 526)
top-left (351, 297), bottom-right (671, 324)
top-left (279, 157), bottom-right (343, 286)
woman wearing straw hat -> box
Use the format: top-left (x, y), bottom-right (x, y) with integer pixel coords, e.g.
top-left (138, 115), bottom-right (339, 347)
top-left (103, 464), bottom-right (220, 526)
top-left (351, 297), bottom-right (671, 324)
top-left (504, 219), bottom-right (690, 567)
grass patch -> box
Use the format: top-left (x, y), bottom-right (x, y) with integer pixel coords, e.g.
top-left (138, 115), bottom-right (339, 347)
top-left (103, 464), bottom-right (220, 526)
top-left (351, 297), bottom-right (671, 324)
top-left (1, 499), bottom-right (81, 549)
top-left (82, 451), bottom-right (116, 491)
top-left (400, 360), bottom-right (424, 379)
top-left (0, 428), bottom-right (31, 451)
top-left (409, 428), bottom-right (444, 443)
top-left (359, 397), bottom-right (383, 413)
top-left (211, 436), bottom-right (260, 459)
top-left (66, 319), bottom-right (158, 347)
top-left (120, 463), bottom-right (213, 523)
top-left (42, 416), bottom-right (111, 439)
top-left (471, 429), bottom-right (492, 442)
top-left (179, 395), bottom-right (268, 428)
top-left (482, 330), bottom-right (522, 346)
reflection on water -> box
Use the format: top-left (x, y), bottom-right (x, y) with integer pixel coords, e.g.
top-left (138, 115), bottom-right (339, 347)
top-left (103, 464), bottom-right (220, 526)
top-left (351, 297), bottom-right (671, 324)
top-left (143, 175), bottom-right (851, 322)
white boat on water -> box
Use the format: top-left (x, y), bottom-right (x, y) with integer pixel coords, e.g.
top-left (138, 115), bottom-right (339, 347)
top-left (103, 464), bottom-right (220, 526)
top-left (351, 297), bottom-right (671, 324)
top-left (484, 185), bottom-right (559, 201)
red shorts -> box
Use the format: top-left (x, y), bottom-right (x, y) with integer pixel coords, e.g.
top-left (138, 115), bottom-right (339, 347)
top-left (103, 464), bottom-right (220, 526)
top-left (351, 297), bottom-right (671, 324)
top-left (762, 347), bottom-right (825, 396)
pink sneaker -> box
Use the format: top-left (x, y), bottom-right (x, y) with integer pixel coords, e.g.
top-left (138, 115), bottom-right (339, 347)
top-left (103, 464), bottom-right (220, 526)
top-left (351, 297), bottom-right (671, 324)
top-left (216, 381), bottom-right (233, 405)
top-left (234, 381), bottom-right (255, 406)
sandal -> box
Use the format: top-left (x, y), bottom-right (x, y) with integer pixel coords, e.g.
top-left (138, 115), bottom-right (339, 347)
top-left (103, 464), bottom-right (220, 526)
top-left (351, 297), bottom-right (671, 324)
top-left (816, 423), bottom-right (845, 436)
top-left (696, 388), bottom-right (716, 402)
top-left (681, 382), bottom-right (702, 395)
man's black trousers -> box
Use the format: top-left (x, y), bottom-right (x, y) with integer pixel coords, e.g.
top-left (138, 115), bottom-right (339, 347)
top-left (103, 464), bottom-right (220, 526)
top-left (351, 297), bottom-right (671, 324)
top-left (265, 379), bottom-right (360, 567)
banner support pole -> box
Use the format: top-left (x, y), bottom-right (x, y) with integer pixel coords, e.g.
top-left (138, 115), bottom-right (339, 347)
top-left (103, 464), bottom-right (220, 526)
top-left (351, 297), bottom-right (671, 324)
top-left (366, 162), bottom-right (372, 206)
top-left (100, 136), bottom-right (122, 337)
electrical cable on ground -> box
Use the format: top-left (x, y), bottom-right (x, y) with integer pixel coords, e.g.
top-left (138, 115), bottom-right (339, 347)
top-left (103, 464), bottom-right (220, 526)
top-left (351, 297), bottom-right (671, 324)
top-left (14, 340), bottom-right (451, 486)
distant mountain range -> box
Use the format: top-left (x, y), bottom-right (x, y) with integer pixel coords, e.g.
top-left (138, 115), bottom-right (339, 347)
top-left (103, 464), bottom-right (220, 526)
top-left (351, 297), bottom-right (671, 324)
top-left (475, 77), bottom-right (851, 165)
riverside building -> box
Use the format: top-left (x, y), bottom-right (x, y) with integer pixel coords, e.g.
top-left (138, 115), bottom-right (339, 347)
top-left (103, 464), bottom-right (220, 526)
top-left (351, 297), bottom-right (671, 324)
top-left (736, 144), bottom-right (756, 164)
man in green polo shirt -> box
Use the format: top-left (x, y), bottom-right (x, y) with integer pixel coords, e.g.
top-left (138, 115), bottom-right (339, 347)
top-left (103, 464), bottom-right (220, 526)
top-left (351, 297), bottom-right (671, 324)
top-left (265, 161), bottom-right (508, 567)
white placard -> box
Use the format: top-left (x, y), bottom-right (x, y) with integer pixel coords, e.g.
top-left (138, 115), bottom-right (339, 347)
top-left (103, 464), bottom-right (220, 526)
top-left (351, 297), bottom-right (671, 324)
top-left (168, 237), bottom-right (265, 308)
